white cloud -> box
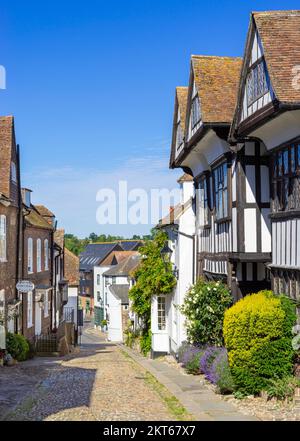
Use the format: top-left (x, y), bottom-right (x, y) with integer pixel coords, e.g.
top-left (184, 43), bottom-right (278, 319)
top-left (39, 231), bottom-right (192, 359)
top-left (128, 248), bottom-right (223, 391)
top-left (22, 148), bottom-right (182, 238)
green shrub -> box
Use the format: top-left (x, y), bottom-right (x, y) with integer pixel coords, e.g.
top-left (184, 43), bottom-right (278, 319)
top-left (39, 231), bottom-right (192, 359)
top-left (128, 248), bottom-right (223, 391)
top-left (181, 278), bottom-right (232, 346)
top-left (266, 376), bottom-right (300, 401)
top-left (224, 291), bottom-right (296, 395)
top-left (6, 333), bottom-right (30, 361)
top-left (140, 329), bottom-right (152, 356)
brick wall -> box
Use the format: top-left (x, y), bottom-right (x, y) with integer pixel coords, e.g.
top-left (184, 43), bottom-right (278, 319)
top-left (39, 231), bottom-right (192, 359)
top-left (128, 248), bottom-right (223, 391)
top-left (22, 225), bottom-right (52, 341)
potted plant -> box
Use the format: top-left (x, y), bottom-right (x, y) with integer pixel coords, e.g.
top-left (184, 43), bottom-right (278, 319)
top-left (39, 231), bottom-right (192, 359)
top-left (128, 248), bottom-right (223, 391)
top-left (101, 319), bottom-right (108, 332)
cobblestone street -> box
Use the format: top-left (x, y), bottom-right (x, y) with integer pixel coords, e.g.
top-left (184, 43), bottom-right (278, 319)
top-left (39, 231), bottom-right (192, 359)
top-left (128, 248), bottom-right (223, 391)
top-left (2, 324), bottom-right (178, 421)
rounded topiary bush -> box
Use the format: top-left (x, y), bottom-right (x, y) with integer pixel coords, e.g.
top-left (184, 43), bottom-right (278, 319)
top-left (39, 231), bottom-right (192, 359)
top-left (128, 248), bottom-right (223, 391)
top-left (223, 291), bottom-right (296, 395)
top-left (6, 332), bottom-right (30, 361)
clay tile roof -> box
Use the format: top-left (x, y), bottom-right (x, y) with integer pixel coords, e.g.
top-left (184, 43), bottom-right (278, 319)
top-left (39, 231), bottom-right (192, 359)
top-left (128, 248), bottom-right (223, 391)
top-left (177, 173), bottom-right (194, 183)
top-left (253, 10), bottom-right (300, 104)
top-left (0, 116), bottom-right (15, 198)
top-left (101, 250), bottom-right (139, 266)
top-left (25, 206), bottom-right (54, 230)
top-left (103, 254), bottom-right (141, 277)
top-left (54, 229), bottom-right (65, 248)
top-left (176, 87), bottom-right (188, 132)
top-left (35, 205), bottom-right (55, 218)
top-left (191, 56), bottom-right (242, 124)
top-left (64, 248), bottom-right (79, 286)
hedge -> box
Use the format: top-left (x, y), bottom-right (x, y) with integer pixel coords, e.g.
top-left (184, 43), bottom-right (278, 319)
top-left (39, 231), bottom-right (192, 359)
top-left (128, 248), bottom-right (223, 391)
top-left (223, 290), bottom-right (296, 395)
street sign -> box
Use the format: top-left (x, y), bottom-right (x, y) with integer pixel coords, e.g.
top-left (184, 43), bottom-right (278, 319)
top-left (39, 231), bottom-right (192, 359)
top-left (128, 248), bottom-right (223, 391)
top-left (16, 280), bottom-right (35, 293)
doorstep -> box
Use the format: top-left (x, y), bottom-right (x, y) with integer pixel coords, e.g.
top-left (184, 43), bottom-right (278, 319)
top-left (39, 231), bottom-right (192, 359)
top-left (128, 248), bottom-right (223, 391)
top-left (120, 345), bottom-right (259, 422)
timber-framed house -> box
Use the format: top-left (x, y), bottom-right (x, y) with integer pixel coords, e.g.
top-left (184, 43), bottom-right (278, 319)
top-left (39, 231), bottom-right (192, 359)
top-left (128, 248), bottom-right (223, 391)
top-left (170, 55), bottom-right (273, 299)
top-left (230, 10), bottom-right (300, 303)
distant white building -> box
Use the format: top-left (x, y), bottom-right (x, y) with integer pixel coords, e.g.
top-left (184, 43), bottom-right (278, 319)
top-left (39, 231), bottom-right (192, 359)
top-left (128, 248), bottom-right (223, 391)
top-left (103, 255), bottom-right (141, 342)
top-left (152, 174), bottom-right (195, 357)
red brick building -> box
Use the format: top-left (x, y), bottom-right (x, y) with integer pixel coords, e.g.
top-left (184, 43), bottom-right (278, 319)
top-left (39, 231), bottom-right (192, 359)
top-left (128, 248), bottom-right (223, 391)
top-left (0, 116), bottom-right (22, 335)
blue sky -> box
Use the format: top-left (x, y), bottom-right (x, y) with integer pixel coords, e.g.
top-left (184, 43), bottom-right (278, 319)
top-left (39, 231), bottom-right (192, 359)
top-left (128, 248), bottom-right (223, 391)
top-left (1, 0), bottom-right (299, 237)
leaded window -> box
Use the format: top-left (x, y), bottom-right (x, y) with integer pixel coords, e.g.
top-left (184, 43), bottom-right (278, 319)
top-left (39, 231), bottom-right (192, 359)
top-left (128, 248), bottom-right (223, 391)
top-left (198, 176), bottom-right (210, 226)
top-left (272, 143), bottom-right (300, 212)
top-left (213, 163), bottom-right (229, 221)
top-left (191, 95), bottom-right (201, 129)
top-left (247, 59), bottom-right (268, 106)
top-left (176, 122), bottom-right (184, 151)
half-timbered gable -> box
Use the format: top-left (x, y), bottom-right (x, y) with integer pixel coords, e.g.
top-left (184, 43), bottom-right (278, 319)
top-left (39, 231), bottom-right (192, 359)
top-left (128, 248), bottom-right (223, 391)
top-left (231, 10), bottom-right (300, 302)
top-left (170, 87), bottom-right (188, 167)
top-left (170, 56), bottom-right (251, 296)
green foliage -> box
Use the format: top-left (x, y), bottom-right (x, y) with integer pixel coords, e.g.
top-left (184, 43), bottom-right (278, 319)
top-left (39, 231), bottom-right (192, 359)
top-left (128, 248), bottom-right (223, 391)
top-left (265, 376), bottom-right (300, 401)
top-left (64, 230), bottom-right (155, 256)
top-left (140, 329), bottom-right (152, 356)
top-left (129, 231), bottom-right (176, 334)
top-left (181, 278), bottom-right (232, 346)
top-left (124, 321), bottom-right (140, 349)
top-left (224, 290), bottom-right (297, 395)
top-left (6, 333), bottom-right (30, 361)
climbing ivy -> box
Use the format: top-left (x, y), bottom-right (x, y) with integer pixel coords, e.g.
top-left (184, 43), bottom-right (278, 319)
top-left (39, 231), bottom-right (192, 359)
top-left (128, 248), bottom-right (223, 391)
top-left (129, 231), bottom-right (176, 342)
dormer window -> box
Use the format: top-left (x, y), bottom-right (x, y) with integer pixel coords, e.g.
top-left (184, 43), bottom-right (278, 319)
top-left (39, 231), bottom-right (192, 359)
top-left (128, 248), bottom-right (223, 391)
top-left (247, 59), bottom-right (268, 106)
top-left (191, 95), bottom-right (201, 129)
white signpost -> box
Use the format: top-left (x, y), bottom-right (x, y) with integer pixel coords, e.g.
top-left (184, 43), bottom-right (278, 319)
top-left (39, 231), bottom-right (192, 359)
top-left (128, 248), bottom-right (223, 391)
top-left (16, 281), bottom-right (35, 293)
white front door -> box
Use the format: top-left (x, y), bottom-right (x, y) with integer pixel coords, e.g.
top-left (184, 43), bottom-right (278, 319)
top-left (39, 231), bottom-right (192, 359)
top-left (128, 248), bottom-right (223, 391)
top-left (35, 302), bottom-right (42, 336)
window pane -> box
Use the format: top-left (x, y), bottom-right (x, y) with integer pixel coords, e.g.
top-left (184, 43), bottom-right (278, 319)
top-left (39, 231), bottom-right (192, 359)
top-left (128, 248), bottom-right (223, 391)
top-left (291, 146), bottom-right (296, 173)
top-left (157, 297), bottom-right (166, 331)
top-left (278, 152), bottom-right (283, 177)
top-left (283, 149), bottom-right (289, 175)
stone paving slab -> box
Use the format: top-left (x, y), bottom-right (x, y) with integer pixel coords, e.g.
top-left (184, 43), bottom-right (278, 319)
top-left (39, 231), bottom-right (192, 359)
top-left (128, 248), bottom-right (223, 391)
top-left (120, 345), bottom-right (259, 422)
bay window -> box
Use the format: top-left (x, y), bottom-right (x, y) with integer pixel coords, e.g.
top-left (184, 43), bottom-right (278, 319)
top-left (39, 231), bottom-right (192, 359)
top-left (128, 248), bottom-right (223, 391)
top-left (272, 142), bottom-right (300, 212)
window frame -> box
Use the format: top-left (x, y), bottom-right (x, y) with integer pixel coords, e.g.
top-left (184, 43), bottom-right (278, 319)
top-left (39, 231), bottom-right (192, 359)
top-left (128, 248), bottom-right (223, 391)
top-left (44, 290), bottom-right (49, 317)
top-left (37, 238), bottom-right (42, 273)
top-left (175, 121), bottom-right (184, 152)
top-left (0, 215), bottom-right (7, 262)
top-left (246, 57), bottom-right (269, 107)
top-left (198, 173), bottom-right (211, 228)
top-left (212, 161), bottom-right (230, 223)
top-left (44, 239), bottom-right (49, 271)
top-left (157, 296), bottom-right (166, 331)
top-left (27, 291), bottom-right (33, 328)
top-left (28, 238), bottom-right (33, 273)
top-left (271, 141), bottom-right (300, 213)
top-left (191, 95), bottom-right (201, 129)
